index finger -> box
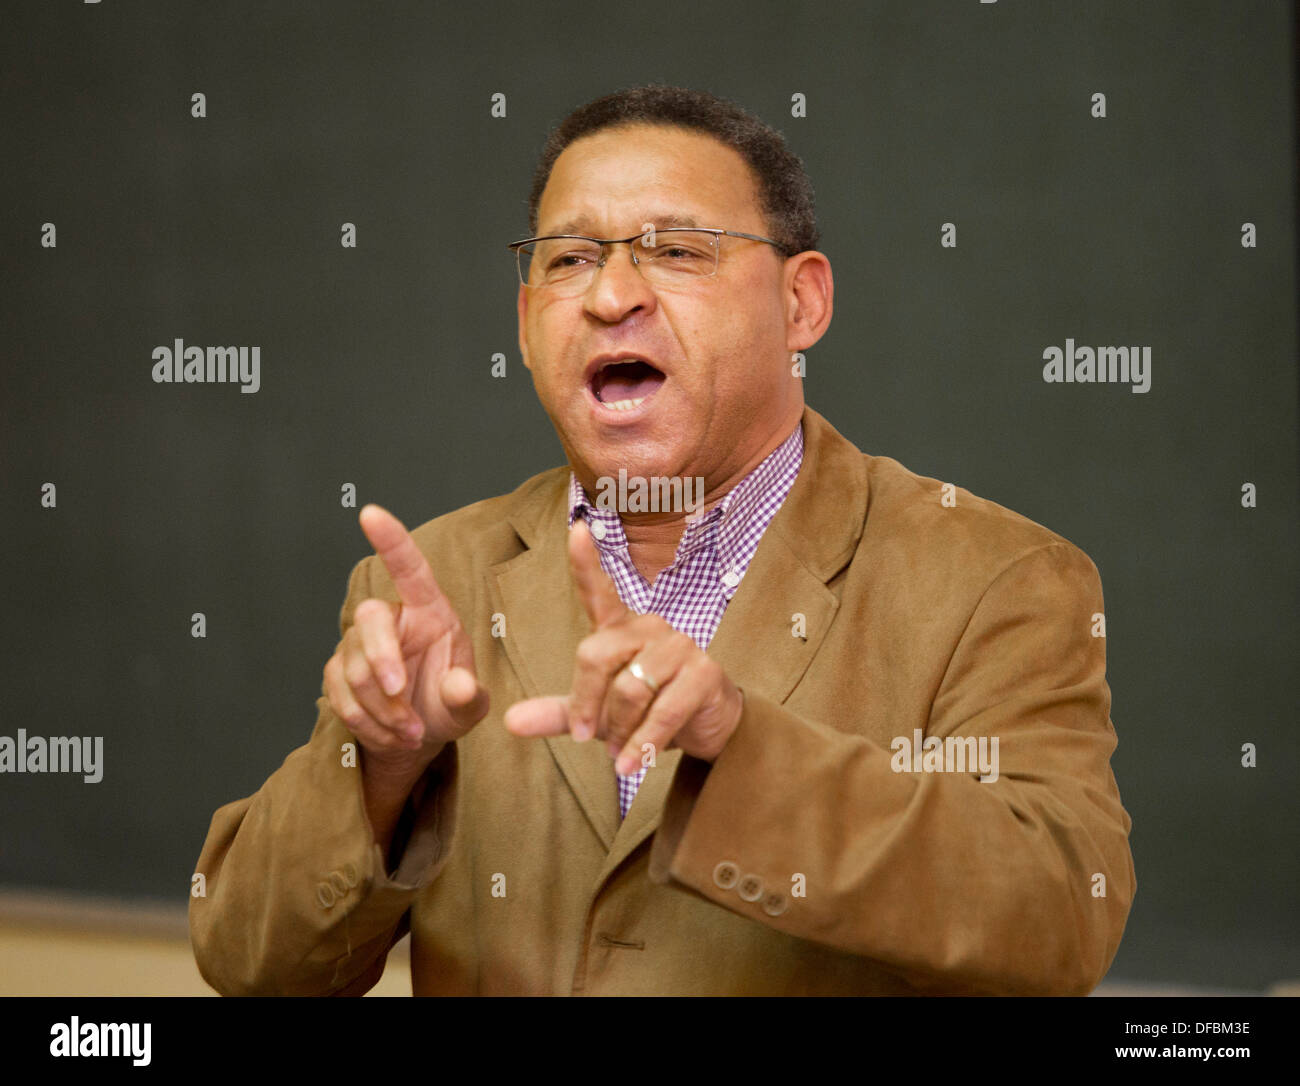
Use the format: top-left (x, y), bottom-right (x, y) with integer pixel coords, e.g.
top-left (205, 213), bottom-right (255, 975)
top-left (358, 503), bottom-right (445, 611)
top-left (569, 518), bottom-right (630, 629)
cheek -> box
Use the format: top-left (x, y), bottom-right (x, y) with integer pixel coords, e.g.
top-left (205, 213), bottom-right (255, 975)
top-left (527, 311), bottom-right (574, 396)
top-left (716, 279), bottom-right (782, 348)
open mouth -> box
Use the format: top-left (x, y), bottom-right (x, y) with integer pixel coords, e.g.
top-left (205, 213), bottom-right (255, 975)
top-left (591, 359), bottom-right (667, 411)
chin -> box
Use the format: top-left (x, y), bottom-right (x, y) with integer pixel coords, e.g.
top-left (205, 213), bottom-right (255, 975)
top-left (585, 435), bottom-right (685, 479)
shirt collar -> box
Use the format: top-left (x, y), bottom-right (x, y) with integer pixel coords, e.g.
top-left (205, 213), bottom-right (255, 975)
top-left (565, 421), bottom-right (804, 573)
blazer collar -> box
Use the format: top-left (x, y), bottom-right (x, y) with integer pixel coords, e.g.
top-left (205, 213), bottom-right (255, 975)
top-left (488, 405), bottom-right (868, 868)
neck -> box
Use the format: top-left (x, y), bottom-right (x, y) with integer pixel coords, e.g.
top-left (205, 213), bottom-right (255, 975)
top-left (577, 411), bottom-right (803, 585)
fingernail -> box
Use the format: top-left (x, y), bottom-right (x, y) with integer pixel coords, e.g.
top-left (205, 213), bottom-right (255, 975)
top-left (381, 669), bottom-right (403, 696)
top-left (572, 720), bottom-right (591, 742)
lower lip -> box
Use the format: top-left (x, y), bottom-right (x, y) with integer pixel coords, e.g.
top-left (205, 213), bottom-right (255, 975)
top-left (584, 377), bottom-right (665, 423)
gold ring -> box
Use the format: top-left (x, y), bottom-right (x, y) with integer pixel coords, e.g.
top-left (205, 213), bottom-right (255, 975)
top-left (626, 659), bottom-right (660, 695)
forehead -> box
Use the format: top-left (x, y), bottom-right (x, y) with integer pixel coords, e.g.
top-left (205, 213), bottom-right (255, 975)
top-left (537, 123), bottom-right (763, 236)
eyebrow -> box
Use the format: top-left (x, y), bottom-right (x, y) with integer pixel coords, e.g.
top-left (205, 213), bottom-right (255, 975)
top-left (544, 213), bottom-right (701, 236)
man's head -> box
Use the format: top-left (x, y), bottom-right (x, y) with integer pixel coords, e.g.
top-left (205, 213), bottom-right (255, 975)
top-left (516, 84), bottom-right (832, 501)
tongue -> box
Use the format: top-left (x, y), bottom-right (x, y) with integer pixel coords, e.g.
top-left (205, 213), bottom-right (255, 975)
top-left (599, 361), bottom-right (665, 403)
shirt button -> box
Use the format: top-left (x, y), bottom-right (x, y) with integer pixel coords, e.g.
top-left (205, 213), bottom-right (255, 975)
top-left (589, 520), bottom-right (607, 541)
top-left (712, 861), bottom-right (740, 890)
top-left (721, 568), bottom-right (741, 588)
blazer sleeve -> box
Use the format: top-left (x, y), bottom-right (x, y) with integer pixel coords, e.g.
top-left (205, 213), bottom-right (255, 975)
top-left (188, 554), bottom-right (461, 996)
top-left (648, 540), bottom-right (1135, 996)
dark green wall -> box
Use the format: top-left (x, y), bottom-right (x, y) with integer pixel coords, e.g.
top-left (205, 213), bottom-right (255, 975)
top-left (2, 0), bottom-right (1296, 990)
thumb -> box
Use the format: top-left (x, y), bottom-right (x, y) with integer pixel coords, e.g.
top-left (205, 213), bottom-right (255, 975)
top-left (441, 665), bottom-right (490, 729)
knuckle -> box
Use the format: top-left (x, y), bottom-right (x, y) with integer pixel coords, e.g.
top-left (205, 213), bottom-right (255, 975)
top-left (352, 600), bottom-right (388, 634)
top-left (689, 654), bottom-right (719, 682)
top-left (342, 654), bottom-right (374, 691)
top-left (575, 638), bottom-right (606, 670)
top-left (612, 671), bottom-right (643, 705)
top-left (368, 700), bottom-right (402, 728)
top-left (362, 640), bottom-right (396, 675)
top-left (650, 687), bottom-right (683, 718)
top-left (357, 711), bottom-right (400, 741)
top-left (327, 692), bottom-right (349, 722)
top-left (362, 732), bottom-right (400, 754)
top-left (366, 597), bottom-right (402, 628)
top-left (651, 705), bottom-right (687, 737)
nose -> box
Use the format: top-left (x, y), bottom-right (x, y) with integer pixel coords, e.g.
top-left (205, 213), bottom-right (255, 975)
top-left (583, 242), bottom-right (655, 323)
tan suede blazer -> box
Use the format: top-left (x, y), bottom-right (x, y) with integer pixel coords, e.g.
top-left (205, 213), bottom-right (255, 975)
top-left (190, 405), bottom-right (1135, 995)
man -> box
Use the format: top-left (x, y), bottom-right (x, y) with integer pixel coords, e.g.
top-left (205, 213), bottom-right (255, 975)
top-left (190, 84), bottom-right (1135, 996)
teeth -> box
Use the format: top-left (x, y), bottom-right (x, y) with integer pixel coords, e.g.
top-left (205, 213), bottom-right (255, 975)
top-left (592, 359), bottom-right (659, 411)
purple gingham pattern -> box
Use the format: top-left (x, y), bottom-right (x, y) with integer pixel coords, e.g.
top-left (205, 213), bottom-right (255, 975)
top-left (565, 420), bottom-right (805, 818)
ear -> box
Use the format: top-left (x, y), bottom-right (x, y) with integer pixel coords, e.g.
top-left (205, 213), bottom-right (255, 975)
top-left (517, 282), bottom-right (532, 372)
top-left (783, 251), bottom-right (834, 354)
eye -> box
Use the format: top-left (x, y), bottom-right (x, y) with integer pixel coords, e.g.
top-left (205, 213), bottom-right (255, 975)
top-left (548, 249), bottom-right (599, 270)
top-left (548, 254), bottom-right (580, 269)
top-left (646, 243), bottom-right (710, 263)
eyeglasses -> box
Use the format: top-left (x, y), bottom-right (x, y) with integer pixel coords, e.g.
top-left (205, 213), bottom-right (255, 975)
top-left (508, 227), bottom-right (788, 296)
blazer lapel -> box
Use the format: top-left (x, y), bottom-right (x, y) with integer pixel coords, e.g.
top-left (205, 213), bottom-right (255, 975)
top-left (491, 476), bottom-right (621, 850)
top-left (602, 406), bottom-right (870, 876)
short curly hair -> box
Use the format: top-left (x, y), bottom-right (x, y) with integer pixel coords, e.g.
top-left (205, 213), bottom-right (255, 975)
top-left (527, 84), bottom-right (820, 256)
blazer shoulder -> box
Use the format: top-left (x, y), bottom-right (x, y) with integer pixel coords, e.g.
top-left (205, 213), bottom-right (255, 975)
top-left (860, 452), bottom-right (1101, 584)
top-left (405, 464), bottom-right (569, 566)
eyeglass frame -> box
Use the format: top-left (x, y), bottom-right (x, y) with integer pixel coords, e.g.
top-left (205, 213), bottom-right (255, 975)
top-left (507, 227), bottom-right (791, 290)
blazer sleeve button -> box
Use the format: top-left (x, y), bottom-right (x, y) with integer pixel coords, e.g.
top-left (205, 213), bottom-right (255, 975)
top-left (316, 882), bottom-right (337, 909)
top-left (761, 891), bottom-right (789, 917)
top-left (737, 874), bottom-right (764, 902)
top-left (712, 861), bottom-right (740, 890)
